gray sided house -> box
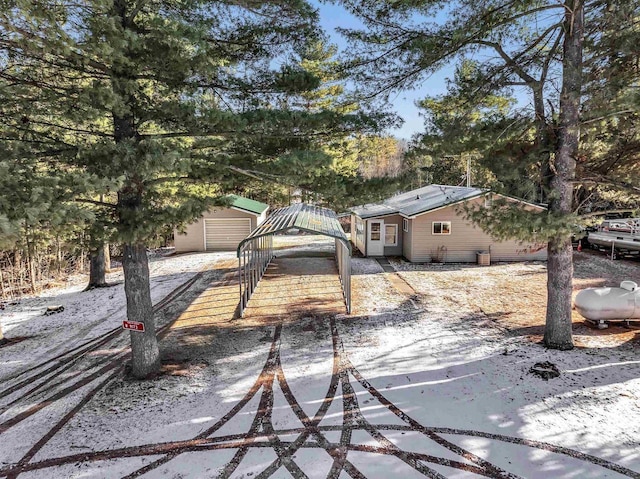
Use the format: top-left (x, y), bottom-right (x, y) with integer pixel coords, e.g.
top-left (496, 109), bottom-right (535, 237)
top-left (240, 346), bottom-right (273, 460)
top-left (174, 195), bottom-right (269, 253)
top-left (350, 185), bottom-right (547, 263)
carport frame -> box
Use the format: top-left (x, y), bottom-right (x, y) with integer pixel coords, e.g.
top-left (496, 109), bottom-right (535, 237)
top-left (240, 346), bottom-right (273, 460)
top-left (237, 203), bottom-right (351, 317)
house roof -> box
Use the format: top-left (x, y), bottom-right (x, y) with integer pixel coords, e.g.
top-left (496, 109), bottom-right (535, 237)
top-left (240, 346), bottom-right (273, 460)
top-left (237, 203), bottom-right (350, 256)
top-left (350, 185), bottom-right (486, 219)
top-left (227, 195), bottom-right (269, 215)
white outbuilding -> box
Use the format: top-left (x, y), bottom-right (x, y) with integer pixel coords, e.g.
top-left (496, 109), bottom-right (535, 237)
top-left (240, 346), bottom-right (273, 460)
top-left (174, 195), bottom-right (269, 253)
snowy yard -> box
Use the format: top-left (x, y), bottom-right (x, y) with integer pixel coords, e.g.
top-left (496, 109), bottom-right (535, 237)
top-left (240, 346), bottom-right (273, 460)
top-left (0, 236), bottom-right (638, 478)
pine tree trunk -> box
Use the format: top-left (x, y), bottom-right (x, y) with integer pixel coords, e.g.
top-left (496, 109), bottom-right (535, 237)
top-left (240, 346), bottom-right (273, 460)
top-left (0, 266), bottom-right (5, 299)
top-left (55, 235), bottom-right (61, 276)
top-left (104, 244), bottom-right (111, 273)
top-left (111, 0), bottom-right (160, 378)
top-left (117, 176), bottom-right (161, 379)
top-left (25, 229), bottom-right (37, 295)
top-left (122, 243), bottom-right (160, 378)
top-left (544, 0), bottom-right (584, 350)
top-left (533, 85), bottom-right (552, 203)
top-left (87, 245), bottom-right (108, 289)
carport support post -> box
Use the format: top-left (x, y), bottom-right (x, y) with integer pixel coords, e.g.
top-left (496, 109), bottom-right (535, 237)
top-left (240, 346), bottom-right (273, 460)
top-left (248, 243), bottom-right (253, 298)
top-left (253, 239), bottom-right (257, 293)
top-left (344, 253), bottom-right (351, 314)
top-left (238, 253), bottom-right (243, 315)
top-left (249, 243), bottom-right (253, 298)
top-left (243, 249), bottom-right (248, 309)
top-left (252, 239), bottom-right (257, 294)
top-left (240, 249), bottom-right (244, 314)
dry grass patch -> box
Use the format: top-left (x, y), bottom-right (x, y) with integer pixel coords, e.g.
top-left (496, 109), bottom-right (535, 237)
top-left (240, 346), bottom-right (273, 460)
top-left (390, 251), bottom-right (640, 349)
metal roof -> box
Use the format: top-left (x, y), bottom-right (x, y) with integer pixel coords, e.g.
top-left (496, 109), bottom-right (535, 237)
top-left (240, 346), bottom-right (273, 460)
top-left (350, 185), bottom-right (486, 219)
top-left (227, 195), bottom-right (269, 215)
top-left (237, 203), bottom-right (350, 256)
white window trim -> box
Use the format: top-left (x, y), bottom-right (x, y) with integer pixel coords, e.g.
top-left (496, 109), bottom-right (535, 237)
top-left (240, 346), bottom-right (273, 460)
top-left (432, 221), bottom-right (452, 235)
top-left (384, 224), bottom-right (398, 246)
top-left (369, 221), bottom-right (382, 241)
top-left (403, 218), bottom-right (409, 232)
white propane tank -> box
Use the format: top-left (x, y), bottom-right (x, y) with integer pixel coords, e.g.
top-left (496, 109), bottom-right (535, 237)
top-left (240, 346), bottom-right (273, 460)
top-left (574, 281), bottom-right (640, 321)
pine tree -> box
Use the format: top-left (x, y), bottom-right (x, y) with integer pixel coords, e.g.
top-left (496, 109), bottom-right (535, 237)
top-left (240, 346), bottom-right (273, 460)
top-left (228, 37), bottom-right (400, 210)
top-left (577, 1), bottom-right (640, 198)
top-left (1, 0), bottom-right (360, 377)
top-left (332, 0), bottom-right (604, 349)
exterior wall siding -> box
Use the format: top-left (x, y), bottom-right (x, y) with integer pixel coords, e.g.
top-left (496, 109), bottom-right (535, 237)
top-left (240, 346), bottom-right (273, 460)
top-left (409, 197), bottom-right (547, 262)
top-left (174, 208), bottom-right (258, 253)
top-left (381, 214), bottom-right (403, 256)
top-left (402, 217), bottom-right (413, 261)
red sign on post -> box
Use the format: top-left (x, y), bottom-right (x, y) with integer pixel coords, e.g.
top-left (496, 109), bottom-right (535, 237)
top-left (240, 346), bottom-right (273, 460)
top-left (122, 320), bottom-right (145, 332)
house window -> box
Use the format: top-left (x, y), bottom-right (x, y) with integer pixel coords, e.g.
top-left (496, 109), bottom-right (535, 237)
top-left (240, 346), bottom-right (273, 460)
top-left (403, 218), bottom-right (409, 232)
top-left (356, 217), bottom-right (364, 242)
top-left (385, 224), bottom-right (398, 246)
top-left (432, 221), bottom-right (451, 235)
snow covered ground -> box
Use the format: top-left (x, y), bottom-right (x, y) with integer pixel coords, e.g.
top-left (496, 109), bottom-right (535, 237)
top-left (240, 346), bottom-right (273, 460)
top-left (0, 236), bottom-right (638, 478)
top-left (0, 250), bottom-right (234, 379)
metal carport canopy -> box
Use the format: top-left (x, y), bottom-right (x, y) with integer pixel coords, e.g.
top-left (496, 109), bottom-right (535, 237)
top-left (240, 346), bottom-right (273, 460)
top-left (236, 203), bottom-right (352, 317)
top-left (236, 203), bottom-right (351, 256)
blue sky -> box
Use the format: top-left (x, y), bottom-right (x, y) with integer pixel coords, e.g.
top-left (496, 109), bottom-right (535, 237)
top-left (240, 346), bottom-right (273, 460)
top-left (311, 2), bottom-right (540, 142)
top-left (313, 1), bottom-right (456, 141)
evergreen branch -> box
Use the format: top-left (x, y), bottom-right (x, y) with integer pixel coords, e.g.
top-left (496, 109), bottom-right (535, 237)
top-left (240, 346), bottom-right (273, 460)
top-left (577, 177), bottom-right (640, 196)
top-left (225, 165), bottom-right (294, 186)
top-left (75, 198), bottom-right (118, 209)
top-left (0, 41), bottom-right (110, 79)
top-left (344, 4), bottom-right (566, 99)
top-left (540, 30), bottom-right (564, 84)
top-left (26, 120), bottom-right (112, 138)
top-left (141, 128), bottom-right (353, 140)
top-left (0, 71), bottom-right (82, 96)
top-left (357, 65), bottom-right (432, 100)
top-left (341, 2), bottom-right (417, 36)
top-left (581, 109), bottom-right (636, 124)
top-left (475, 40), bottom-right (539, 85)
top-left (483, 4), bottom-right (567, 31)
top-left (0, 23), bottom-right (111, 74)
top-left (579, 208), bottom-right (640, 218)
top-left (143, 176), bottom-right (192, 186)
top-left (127, 0), bottom-right (149, 23)
top-left (339, 31), bottom-right (419, 70)
top-left (0, 126), bottom-right (80, 150)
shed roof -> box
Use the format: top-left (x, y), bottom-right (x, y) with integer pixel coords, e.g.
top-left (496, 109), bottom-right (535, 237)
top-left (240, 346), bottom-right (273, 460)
top-left (350, 185), bottom-right (486, 219)
top-left (237, 203), bottom-right (350, 256)
top-left (227, 195), bottom-right (269, 215)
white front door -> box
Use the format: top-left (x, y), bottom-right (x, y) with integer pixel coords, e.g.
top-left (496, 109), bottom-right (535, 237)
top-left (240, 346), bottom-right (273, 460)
top-left (367, 220), bottom-right (384, 256)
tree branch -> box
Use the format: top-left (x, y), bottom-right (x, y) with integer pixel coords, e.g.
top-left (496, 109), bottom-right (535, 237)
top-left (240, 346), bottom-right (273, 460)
top-left (577, 177), bottom-right (640, 196)
top-left (75, 198), bottom-right (118, 208)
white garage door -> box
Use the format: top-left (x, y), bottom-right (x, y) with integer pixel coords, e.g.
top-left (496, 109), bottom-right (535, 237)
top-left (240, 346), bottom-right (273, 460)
top-left (204, 218), bottom-right (252, 251)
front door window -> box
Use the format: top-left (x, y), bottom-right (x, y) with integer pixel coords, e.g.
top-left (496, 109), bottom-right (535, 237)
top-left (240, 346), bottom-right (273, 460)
top-left (370, 223), bottom-right (381, 240)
